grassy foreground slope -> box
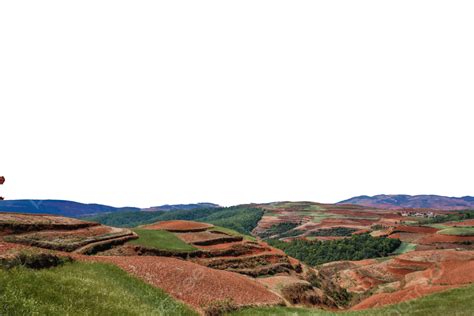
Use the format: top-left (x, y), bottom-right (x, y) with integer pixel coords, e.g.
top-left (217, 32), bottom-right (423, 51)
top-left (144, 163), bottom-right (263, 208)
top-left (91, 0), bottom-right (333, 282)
top-left (230, 284), bottom-right (474, 316)
top-left (0, 262), bottom-right (196, 316)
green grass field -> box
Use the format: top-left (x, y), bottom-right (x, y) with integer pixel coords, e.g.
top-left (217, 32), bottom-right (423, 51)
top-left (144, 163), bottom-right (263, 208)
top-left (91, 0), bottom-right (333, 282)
top-left (129, 229), bottom-right (197, 252)
top-left (424, 224), bottom-right (448, 229)
top-left (295, 211), bottom-right (340, 223)
top-left (392, 242), bottom-right (417, 254)
top-left (229, 284), bottom-right (474, 316)
top-left (437, 227), bottom-right (474, 236)
top-left (0, 262), bottom-right (196, 315)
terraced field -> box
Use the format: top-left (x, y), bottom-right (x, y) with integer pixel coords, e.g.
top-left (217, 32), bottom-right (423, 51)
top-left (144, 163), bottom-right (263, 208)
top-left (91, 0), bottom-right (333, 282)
top-left (312, 249), bottom-right (474, 309)
top-left (141, 220), bottom-right (214, 232)
top-left (0, 212), bottom-right (98, 236)
top-left (231, 283), bottom-right (474, 315)
top-left (251, 202), bottom-right (474, 254)
top-left (0, 213), bottom-right (136, 254)
top-left (437, 226), bottom-right (474, 236)
top-left (251, 202), bottom-right (409, 240)
top-left (385, 224), bottom-right (474, 251)
top-left (2, 211), bottom-right (474, 315)
top-left (126, 220), bottom-right (302, 278)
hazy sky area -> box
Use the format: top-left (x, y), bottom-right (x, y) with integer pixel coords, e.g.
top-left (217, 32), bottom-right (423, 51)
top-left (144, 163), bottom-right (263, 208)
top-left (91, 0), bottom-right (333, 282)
top-left (1, 1), bottom-right (473, 207)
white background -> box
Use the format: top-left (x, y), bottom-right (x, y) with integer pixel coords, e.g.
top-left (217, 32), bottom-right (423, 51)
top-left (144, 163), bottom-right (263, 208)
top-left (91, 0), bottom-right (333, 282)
top-left (1, 1), bottom-right (473, 207)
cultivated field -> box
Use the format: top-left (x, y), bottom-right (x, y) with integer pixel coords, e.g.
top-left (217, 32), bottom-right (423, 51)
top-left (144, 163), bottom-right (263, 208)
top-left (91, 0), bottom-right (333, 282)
top-left (0, 213), bottom-right (136, 254)
top-left (1, 208), bottom-right (474, 315)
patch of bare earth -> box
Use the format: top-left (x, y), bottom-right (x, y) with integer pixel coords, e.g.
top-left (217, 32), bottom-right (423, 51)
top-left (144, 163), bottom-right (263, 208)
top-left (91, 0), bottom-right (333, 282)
top-left (83, 255), bottom-right (282, 312)
top-left (142, 220), bottom-right (214, 232)
top-left (320, 249), bottom-right (474, 310)
top-left (4, 226), bottom-right (135, 252)
top-left (0, 241), bottom-right (26, 256)
top-left (444, 219), bottom-right (474, 227)
top-left (177, 231), bottom-right (242, 246)
top-left (387, 225), bottom-right (474, 246)
top-left (1, 216), bottom-right (136, 254)
top-left (352, 285), bottom-right (455, 310)
top-left (0, 212), bottom-right (98, 236)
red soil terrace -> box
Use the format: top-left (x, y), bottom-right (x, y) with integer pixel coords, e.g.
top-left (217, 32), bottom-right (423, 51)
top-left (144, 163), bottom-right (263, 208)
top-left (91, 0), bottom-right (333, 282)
top-left (0, 212), bottom-right (97, 227)
top-left (85, 255), bottom-right (283, 311)
top-left (142, 220), bottom-right (214, 232)
top-left (3, 210), bottom-right (474, 313)
top-left (326, 250), bottom-right (474, 310)
top-left (445, 219), bottom-right (474, 227)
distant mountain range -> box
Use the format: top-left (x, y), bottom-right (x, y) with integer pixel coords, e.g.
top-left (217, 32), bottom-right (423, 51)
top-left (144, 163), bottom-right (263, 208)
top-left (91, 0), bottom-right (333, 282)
top-left (141, 203), bottom-right (220, 212)
top-left (338, 195), bottom-right (474, 210)
top-left (1, 194), bottom-right (472, 217)
top-left (0, 200), bottom-right (219, 217)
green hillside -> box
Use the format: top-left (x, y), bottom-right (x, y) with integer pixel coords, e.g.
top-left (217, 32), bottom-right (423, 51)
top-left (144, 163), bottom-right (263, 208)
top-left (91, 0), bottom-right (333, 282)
top-left (87, 206), bottom-right (264, 235)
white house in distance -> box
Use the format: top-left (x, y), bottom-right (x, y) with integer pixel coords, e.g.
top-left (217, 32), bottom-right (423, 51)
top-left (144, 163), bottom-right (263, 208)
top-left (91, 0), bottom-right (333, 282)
top-left (400, 209), bottom-right (435, 218)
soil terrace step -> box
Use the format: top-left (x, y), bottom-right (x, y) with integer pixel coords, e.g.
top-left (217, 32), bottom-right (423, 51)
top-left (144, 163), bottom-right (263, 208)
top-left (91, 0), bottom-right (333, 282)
top-left (141, 220), bottom-right (214, 232)
top-left (4, 227), bottom-right (136, 252)
top-left (197, 252), bottom-right (291, 270)
top-left (227, 262), bottom-right (294, 277)
top-left (74, 233), bottom-right (138, 255)
top-left (176, 230), bottom-right (243, 246)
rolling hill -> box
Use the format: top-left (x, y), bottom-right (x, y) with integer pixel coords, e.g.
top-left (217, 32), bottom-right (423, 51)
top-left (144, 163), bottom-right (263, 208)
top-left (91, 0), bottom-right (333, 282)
top-left (2, 211), bottom-right (474, 315)
top-left (0, 200), bottom-right (219, 218)
top-left (141, 203), bottom-right (220, 212)
top-left (339, 194), bottom-right (474, 210)
top-left (0, 200), bottom-right (140, 217)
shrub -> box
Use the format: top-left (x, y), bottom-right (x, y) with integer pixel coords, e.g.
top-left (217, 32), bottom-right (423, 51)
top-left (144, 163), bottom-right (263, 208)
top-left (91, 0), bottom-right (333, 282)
top-left (203, 299), bottom-right (237, 316)
top-left (0, 251), bottom-right (72, 270)
top-left (258, 222), bottom-right (300, 239)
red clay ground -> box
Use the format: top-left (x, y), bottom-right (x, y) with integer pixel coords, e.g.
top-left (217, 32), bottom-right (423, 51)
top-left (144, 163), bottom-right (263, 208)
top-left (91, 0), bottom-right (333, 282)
top-left (253, 202), bottom-right (411, 240)
top-left (142, 220), bottom-right (214, 232)
top-left (352, 285), bottom-right (455, 310)
top-left (195, 241), bottom-right (247, 250)
top-left (176, 231), bottom-right (242, 245)
top-left (387, 224), bottom-right (474, 247)
top-left (321, 249), bottom-right (474, 310)
top-left (83, 255), bottom-right (283, 312)
top-left (392, 225), bottom-right (439, 234)
top-left (1, 213), bottom-right (135, 253)
top-left (2, 237), bottom-right (284, 313)
top-left (0, 241), bottom-right (26, 255)
top-left (418, 233), bottom-right (474, 244)
top-left (3, 225), bottom-right (135, 252)
top-left (14, 225), bottom-right (120, 240)
top-left (382, 222), bottom-right (474, 251)
top-left (0, 212), bottom-right (95, 226)
top-left (0, 212), bottom-right (97, 236)
top-left (3, 212), bottom-right (474, 314)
